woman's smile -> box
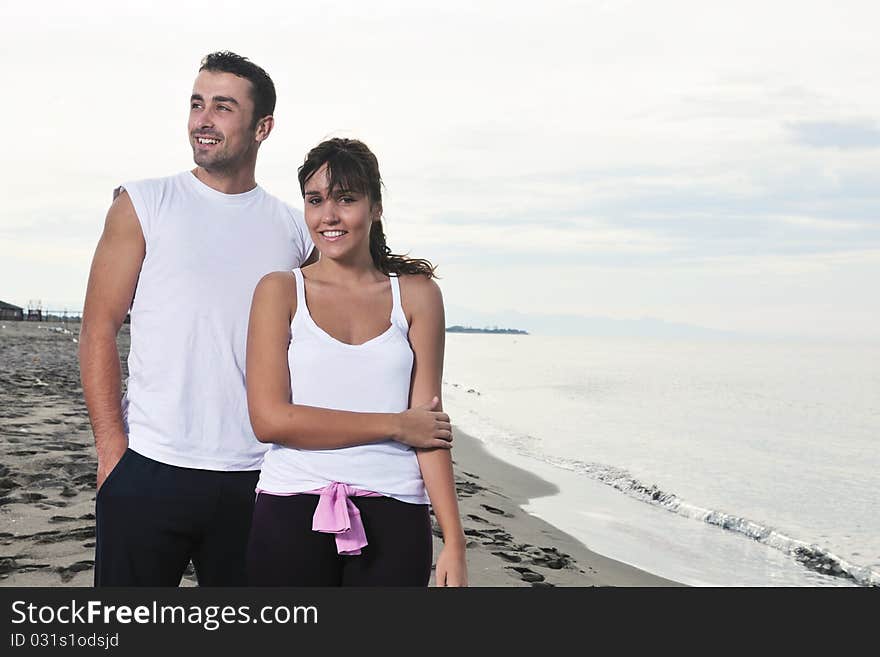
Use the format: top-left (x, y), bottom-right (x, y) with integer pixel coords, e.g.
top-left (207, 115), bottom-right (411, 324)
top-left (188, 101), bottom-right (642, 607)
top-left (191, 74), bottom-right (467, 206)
top-left (319, 229), bottom-right (348, 241)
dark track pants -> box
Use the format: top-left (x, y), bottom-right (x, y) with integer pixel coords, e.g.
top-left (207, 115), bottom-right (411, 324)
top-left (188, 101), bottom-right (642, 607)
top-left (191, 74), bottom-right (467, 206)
top-left (94, 448), bottom-right (259, 587)
top-left (246, 492), bottom-right (433, 586)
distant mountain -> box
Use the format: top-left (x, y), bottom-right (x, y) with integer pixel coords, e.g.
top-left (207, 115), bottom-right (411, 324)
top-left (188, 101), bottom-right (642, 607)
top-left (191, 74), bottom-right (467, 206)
top-left (446, 325), bottom-right (528, 335)
top-left (444, 307), bottom-right (743, 339)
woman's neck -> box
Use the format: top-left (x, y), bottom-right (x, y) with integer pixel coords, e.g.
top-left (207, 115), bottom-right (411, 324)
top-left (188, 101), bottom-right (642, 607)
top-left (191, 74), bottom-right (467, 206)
top-left (308, 254), bottom-right (385, 286)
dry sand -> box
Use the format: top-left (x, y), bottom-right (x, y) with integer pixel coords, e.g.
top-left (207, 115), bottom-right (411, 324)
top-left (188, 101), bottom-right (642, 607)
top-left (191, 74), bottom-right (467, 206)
top-left (0, 320), bottom-right (679, 587)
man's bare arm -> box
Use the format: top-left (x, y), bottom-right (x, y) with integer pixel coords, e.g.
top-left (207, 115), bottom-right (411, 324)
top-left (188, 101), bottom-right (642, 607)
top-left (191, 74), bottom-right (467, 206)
top-left (78, 190), bottom-right (145, 490)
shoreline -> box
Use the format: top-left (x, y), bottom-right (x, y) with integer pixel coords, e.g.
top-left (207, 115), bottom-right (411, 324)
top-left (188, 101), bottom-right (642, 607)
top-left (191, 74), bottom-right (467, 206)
top-left (441, 427), bottom-right (683, 586)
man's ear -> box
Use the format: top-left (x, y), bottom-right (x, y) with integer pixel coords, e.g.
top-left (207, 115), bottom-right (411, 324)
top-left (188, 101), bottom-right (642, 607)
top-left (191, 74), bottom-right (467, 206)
top-left (255, 115), bottom-right (274, 143)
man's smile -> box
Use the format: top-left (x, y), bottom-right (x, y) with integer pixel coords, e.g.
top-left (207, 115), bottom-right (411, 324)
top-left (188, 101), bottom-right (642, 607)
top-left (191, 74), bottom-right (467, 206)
top-left (193, 134), bottom-right (223, 146)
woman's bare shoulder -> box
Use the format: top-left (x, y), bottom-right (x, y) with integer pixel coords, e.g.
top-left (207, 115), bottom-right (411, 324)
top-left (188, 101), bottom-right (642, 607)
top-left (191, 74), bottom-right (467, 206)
top-left (397, 273), bottom-right (443, 316)
top-left (253, 270), bottom-right (298, 309)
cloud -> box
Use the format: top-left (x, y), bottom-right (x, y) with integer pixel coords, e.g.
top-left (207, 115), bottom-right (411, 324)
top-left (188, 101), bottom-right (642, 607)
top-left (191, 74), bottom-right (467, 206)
top-left (788, 120), bottom-right (880, 150)
top-left (394, 217), bottom-right (680, 258)
top-left (4, 0), bottom-right (880, 339)
top-left (676, 248), bottom-right (880, 276)
top-left (405, 162), bottom-right (880, 258)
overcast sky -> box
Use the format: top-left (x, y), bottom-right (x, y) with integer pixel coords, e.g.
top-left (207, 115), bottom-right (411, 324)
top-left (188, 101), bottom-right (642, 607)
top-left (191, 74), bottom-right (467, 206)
top-left (2, 0), bottom-right (879, 340)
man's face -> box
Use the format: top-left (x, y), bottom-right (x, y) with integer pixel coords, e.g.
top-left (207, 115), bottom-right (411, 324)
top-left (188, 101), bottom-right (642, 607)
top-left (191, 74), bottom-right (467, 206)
top-left (188, 70), bottom-right (259, 172)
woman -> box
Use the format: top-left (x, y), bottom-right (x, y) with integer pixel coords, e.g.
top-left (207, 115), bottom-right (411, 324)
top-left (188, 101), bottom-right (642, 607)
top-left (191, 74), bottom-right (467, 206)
top-left (245, 138), bottom-right (467, 586)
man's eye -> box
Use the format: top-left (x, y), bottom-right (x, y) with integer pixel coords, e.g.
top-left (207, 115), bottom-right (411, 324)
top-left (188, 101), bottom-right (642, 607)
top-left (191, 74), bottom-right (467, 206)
top-left (218, 106), bottom-right (230, 111)
top-left (339, 196), bottom-right (354, 203)
top-left (191, 103), bottom-right (202, 109)
top-left (308, 198), bottom-right (321, 205)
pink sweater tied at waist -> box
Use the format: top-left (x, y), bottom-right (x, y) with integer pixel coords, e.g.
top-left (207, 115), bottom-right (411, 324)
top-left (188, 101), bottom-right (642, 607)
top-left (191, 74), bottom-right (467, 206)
top-left (255, 482), bottom-right (382, 556)
top-left (309, 482), bottom-right (382, 555)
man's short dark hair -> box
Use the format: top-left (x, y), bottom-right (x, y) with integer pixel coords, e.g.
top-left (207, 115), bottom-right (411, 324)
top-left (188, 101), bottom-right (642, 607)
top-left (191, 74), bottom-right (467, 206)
top-left (199, 51), bottom-right (276, 126)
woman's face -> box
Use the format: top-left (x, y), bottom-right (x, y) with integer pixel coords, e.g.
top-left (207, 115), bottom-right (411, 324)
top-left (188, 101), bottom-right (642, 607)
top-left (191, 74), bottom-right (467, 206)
top-left (303, 163), bottom-right (376, 263)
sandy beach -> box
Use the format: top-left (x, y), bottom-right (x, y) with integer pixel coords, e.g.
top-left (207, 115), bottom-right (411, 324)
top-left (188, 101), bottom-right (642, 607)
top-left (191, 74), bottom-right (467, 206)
top-left (0, 321), bottom-right (678, 587)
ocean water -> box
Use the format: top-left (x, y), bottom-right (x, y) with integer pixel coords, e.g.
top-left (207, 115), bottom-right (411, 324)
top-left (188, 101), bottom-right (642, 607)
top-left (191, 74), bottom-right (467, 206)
top-left (442, 334), bottom-right (880, 587)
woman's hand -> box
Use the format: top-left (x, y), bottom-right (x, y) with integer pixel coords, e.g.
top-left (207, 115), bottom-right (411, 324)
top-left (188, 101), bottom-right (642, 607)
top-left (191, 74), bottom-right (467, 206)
top-left (393, 396), bottom-right (453, 449)
top-left (435, 542), bottom-right (468, 587)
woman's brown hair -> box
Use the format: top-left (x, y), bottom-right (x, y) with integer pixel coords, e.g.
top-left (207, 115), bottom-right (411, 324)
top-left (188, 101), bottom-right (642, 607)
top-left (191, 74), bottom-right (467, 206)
top-left (298, 138), bottom-right (436, 278)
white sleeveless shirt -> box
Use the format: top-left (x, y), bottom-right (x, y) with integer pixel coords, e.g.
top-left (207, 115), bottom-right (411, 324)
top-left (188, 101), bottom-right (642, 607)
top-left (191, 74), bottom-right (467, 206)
top-left (256, 268), bottom-right (429, 504)
top-left (121, 171), bottom-right (314, 470)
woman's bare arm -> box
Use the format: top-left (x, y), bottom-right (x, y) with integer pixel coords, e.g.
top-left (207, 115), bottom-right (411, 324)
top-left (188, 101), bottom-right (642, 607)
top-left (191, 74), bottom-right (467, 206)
top-left (245, 272), bottom-right (453, 450)
top-left (404, 275), bottom-right (467, 587)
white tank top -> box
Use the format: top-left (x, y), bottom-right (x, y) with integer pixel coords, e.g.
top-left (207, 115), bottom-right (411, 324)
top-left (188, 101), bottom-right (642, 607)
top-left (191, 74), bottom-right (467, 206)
top-left (120, 171), bottom-right (314, 470)
top-left (256, 268), bottom-right (428, 504)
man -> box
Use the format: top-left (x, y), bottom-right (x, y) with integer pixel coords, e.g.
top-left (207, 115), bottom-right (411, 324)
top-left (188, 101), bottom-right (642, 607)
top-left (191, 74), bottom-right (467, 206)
top-left (80, 52), bottom-right (451, 586)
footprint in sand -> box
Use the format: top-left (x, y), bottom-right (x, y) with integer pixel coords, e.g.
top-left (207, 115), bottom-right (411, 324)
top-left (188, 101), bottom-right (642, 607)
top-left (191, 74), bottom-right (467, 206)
top-left (56, 560), bottom-right (94, 583)
top-left (464, 528), bottom-right (503, 544)
top-left (480, 503), bottom-right (513, 518)
top-left (25, 526), bottom-right (95, 545)
top-left (454, 480), bottom-right (485, 498)
top-left (0, 557), bottom-right (19, 575)
top-left (17, 564), bottom-right (52, 574)
top-left (466, 514), bottom-right (490, 524)
top-left (464, 527), bottom-right (515, 547)
top-left (23, 475), bottom-right (66, 489)
top-left (16, 492), bottom-right (47, 502)
top-left (505, 566), bottom-right (545, 583)
top-left (0, 557), bottom-right (53, 578)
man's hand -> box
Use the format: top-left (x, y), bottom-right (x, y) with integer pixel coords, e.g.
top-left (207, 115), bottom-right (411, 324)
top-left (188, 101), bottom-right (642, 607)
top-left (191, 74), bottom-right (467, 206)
top-left (96, 437), bottom-right (128, 492)
top-left (393, 396), bottom-right (453, 449)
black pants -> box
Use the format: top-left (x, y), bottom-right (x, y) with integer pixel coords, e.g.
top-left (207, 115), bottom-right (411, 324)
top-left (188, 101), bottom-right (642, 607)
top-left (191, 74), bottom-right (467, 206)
top-left (246, 492), bottom-right (433, 586)
top-left (94, 448), bottom-right (259, 587)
